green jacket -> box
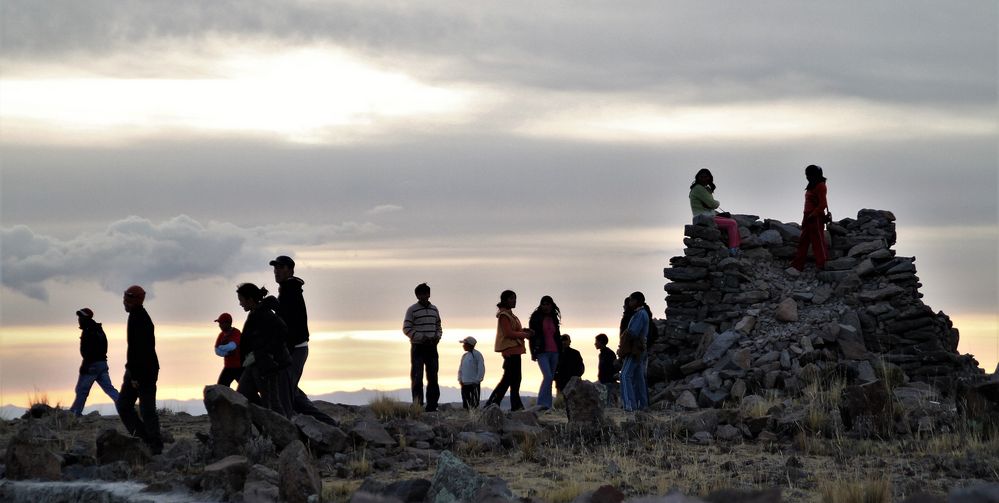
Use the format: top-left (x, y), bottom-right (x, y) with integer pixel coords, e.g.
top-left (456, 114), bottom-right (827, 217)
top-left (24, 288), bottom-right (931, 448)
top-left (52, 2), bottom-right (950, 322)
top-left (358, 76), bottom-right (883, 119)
top-left (689, 184), bottom-right (720, 216)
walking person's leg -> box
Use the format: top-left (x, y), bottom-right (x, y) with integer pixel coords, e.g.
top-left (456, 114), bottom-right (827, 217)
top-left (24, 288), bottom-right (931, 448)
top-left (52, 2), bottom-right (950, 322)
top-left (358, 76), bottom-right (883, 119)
top-left (410, 345), bottom-right (426, 406)
top-left (94, 362), bottom-right (120, 403)
top-left (116, 371), bottom-right (142, 434)
top-left (425, 345), bottom-right (440, 411)
top-left (137, 375), bottom-right (162, 453)
top-left (70, 365), bottom-right (99, 415)
top-left (509, 355), bottom-right (523, 411)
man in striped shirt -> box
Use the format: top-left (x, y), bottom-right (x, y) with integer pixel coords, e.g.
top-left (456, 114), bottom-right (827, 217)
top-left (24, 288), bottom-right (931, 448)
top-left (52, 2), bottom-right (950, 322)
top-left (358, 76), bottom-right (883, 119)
top-left (403, 283), bottom-right (443, 411)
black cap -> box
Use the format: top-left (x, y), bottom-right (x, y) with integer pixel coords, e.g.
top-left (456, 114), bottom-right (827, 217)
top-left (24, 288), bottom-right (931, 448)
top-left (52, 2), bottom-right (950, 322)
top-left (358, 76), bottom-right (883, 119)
top-left (269, 255), bottom-right (295, 268)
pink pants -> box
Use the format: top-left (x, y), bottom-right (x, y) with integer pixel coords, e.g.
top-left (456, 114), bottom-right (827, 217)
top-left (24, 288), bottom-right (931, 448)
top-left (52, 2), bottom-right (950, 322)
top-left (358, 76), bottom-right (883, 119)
top-left (714, 216), bottom-right (741, 248)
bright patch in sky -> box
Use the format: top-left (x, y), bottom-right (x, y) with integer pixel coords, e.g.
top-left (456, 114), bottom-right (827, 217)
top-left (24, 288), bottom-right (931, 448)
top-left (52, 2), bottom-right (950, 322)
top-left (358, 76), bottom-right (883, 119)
top-left (516, 99), bottom-right (997, 142)
top-left (0, 46), bottom-right (475, 145)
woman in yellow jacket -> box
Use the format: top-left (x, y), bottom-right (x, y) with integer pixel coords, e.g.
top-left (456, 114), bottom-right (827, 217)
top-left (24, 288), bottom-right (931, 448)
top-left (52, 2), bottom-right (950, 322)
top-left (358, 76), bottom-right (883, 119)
top-left (484, 290), bottom-right (532, 411)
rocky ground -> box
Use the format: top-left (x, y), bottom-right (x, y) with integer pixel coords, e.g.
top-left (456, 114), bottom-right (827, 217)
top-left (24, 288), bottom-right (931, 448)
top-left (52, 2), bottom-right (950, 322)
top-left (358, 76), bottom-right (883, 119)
top-left (1, 383), bottom-right (997, 503)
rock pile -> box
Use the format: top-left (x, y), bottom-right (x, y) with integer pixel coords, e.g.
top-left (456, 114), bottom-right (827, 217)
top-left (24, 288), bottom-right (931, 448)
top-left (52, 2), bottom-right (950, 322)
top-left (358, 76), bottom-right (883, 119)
top-left (652, 209), bottom-right (986, 412)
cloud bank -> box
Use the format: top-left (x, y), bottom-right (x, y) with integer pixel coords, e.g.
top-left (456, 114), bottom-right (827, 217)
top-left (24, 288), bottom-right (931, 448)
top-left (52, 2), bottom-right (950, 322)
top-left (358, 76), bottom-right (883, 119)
top-left (0, 214), bottom-right (383, 301)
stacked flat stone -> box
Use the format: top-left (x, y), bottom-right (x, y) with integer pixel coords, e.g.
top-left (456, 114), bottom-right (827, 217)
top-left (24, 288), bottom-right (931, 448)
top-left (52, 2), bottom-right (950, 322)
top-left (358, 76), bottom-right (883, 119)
top-left (650, 209), bottom-right (984, 409)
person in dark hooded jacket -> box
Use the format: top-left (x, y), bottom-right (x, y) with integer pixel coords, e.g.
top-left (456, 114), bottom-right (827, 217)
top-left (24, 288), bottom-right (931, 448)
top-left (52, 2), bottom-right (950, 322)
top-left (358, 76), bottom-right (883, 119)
top-left (69, 308), bottom-right (119, 416)
top-left (270, 255), bottom-right (337, 424)
top-left (235, 283), bottom-right (294, 418)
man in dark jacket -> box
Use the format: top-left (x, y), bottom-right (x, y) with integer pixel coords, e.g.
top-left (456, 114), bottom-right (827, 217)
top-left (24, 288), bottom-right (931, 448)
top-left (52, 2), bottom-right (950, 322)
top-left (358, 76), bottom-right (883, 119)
top-left (69, 308), bottom-right (120, 416)
top-left (115, 285), bottom-right (163, 454)
top-left (554, 334), bottom-right (585, 392)
top-left (270, 255), bottom-right (336, 424)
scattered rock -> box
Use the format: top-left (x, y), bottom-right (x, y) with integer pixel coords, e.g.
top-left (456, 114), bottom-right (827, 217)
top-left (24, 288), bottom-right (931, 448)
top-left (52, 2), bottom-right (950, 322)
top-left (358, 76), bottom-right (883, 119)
top-left (774, 298), bottom-right (798, 322)
top-left (294, 413), bottom-right (350, 455)
top-left (563, 377), bottom-right (606, 426)
top-left (427, 450), bottom-right (516, 503)
top-left (4, 421), bottom-right (63, 480)
top-left (201, 455), bottom-right (249, 498)
top-left (96, 428), bottom-right (151, 466)
top-left (277, 440), bottom-right (321, 503)
top-left (203, 384), bottom-right (253, 459)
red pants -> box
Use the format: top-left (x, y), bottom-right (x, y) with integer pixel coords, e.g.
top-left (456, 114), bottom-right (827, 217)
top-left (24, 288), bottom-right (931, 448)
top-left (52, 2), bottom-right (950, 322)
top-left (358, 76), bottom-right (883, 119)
top-left (714, 216), bottom-right (741, 248)
top-left (792, 216), bottom-right (827, 270)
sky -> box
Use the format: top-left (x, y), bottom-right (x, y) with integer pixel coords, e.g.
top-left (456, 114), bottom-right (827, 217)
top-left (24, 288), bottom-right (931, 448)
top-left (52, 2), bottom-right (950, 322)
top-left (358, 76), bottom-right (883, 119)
top-left (1, 1), bottom-right (997, 407)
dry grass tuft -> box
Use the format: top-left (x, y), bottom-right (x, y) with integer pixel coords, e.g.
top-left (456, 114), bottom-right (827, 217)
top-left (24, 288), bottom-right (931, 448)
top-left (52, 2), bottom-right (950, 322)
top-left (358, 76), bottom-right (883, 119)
top-left (819, 476), bottom-right (892, 503)
top-left (540, 482), bottom-right (587, 503)
top-left (348, 450), bottom-right (372, 477)
top-left (322, 480), bottom-right (360, 503)
top-left (368, 394), bottom-right (422, 421)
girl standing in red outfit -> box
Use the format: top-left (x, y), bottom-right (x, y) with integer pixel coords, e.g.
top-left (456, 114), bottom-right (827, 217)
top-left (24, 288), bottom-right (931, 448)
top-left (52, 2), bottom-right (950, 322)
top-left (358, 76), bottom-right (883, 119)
top-left (791, 165), bottom-right (830, 271)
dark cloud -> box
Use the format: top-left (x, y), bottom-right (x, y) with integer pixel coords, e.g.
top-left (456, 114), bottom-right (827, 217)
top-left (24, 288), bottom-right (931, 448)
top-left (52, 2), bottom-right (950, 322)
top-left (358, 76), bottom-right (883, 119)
top-left (0, 216), bottom-right (259, 300)
top-left (2, 1), bottom-right (994, 106)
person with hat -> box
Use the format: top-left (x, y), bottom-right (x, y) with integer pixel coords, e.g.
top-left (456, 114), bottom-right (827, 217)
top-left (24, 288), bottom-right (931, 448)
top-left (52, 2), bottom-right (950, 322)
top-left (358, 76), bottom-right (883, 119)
top-left (403, 282), bottom-right (443, 411)
top-left (457, 336), bottom-right (485, 410)
top-left (270, 255), bottom-right (337, 424)
top-left (115, 285), bottom-right (163, 454)
top-left (213, 312), bottom-right (242, 387)
top-left (69, 308), bottom-right (120, 416)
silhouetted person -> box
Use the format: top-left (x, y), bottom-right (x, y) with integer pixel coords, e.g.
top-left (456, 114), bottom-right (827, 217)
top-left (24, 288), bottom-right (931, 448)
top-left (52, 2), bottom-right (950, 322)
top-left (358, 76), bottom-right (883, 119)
top-left (457, 336), bottom-right (485, 410)
top-left (595, 333), bottom-right (619, 406)
top-left (790, 164), bottom-right (830, 272)
top-left (213, 312), bottom-right (242, 387)
top-left (554, 334), bottom-right (584, 393)
top-left (270, 255), bottom-right (336, 424)
top-left (69, 308), bottom-right (119, 416)
top-left (236, 283), bottom-right (294, 418)
top-left (404, 282), bottom-right (443, 411)
top-left (689, 168), bottom-right (741, 256)
top-left (619, 291), bottom-right (649, 412)
top-left (528, 295), bottom-right (563, 410)
top-left (485, 290), bottom-right (531, 411)
top-left (116, 285), bottom-right (163, 454)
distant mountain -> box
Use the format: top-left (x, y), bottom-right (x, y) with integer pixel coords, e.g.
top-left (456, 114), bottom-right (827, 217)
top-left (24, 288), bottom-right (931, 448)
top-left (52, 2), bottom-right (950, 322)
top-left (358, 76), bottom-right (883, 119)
top-left (0, 385), bottom-right (535, 418)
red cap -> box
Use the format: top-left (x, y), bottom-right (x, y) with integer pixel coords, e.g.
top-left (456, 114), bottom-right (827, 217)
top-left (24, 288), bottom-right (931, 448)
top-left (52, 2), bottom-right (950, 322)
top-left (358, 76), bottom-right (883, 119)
top-left (214, 313), bottom-right (232, 324)
top-left (76, 308), bottom-right (94, 318)
top-left (124, 285), bottom-right (146, 301)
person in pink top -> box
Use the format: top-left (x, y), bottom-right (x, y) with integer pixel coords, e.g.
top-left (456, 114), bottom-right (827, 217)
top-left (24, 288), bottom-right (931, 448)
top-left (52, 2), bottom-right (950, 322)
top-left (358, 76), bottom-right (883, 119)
top-left (790, 164), bottom-right (831, 271)
top-left (528, 295), bottom-right (563, 410)
top-left (484, 290), bottom-right (532, 411)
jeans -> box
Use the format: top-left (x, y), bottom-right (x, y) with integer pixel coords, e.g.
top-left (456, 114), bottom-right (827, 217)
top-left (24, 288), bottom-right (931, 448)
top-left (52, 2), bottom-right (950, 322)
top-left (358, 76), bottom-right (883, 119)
top-left (536, 352), bottom-right (559, 409)
top-left (410, 344), bottom-right (440, 411)
top-left (460, 383), bottom-right (480, 410)
top-left (486, 354), bottom-right (523, 411)
top-left (116, 369), bottom-right (162, 453)
top-left (70, 361), bottom-right (120, 416)
top-left (621, 355), bottom-right (646, 411)
top-left (288, 346), bottom-right (337, 424)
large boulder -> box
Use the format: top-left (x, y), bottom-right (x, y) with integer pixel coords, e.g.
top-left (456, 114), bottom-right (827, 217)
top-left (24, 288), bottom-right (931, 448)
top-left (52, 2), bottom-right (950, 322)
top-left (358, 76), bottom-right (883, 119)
top-left (294, 413), bottom-right (351, 455)
top-left (351, 420), bottom-right (397, 448)
top-left (277, 440), bottom-right (321, 503)
top-left (563, 378), bottom-right (606, 426)
top-left (249, 403), bottom-right (299, 450)
top-left (4, 421), bottom-right (63, 480)
top-left (358, 478), bottom-right (432, 503)
top-left (201, 455), bottom-right (250, 499)
top-left (96, 428), bottom-right (151, 466)
top-left (243, 464), bottom-right (282, 503)
top-left (427, 450), bottom-right (517, 502)
top-left (204, 384), bottom-right (253, 459)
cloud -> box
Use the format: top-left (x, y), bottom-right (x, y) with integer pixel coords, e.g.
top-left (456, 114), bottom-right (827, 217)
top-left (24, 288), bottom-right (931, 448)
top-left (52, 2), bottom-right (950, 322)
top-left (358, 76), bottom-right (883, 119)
top-left (0, 214), bottom-right (383, 301)
top-left (366, 204), bottom-right (403, 216)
